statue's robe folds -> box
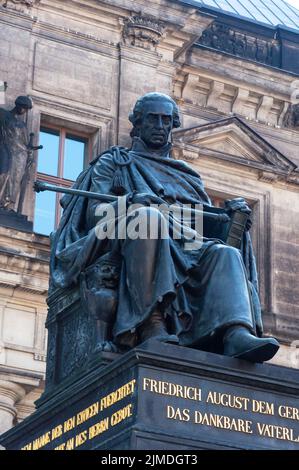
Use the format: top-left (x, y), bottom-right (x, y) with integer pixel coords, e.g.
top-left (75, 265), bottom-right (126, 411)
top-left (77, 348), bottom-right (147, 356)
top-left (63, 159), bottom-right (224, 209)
top-left (50, 138), bottom-right (263, 352)
top-left (0, 108), bottom-right (29, 210)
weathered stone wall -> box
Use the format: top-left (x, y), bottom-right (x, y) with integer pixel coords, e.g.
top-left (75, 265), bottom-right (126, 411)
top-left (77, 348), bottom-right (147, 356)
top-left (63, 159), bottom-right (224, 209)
top-left (0, 0), bottom-right (298, 434)
top-left (0, 226), bottom-right (48, 433)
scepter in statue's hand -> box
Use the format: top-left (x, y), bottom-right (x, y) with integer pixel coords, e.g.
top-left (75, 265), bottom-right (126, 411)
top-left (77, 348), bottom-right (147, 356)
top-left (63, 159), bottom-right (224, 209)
top-left (33, 180), bottom-right (231, 223)
top-left (33, 180), bottom-right (250, 249)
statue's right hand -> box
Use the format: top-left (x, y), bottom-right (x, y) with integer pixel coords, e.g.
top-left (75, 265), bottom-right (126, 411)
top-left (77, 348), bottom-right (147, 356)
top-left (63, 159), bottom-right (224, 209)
top-left (127, 192), bottom-right (165, 207)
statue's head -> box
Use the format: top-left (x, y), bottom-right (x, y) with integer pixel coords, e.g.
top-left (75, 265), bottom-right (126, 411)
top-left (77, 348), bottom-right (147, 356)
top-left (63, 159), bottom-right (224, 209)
top-left (129, 92), bottom-right (181, 150)
top-left (15, 96), bottom-right (33, 115)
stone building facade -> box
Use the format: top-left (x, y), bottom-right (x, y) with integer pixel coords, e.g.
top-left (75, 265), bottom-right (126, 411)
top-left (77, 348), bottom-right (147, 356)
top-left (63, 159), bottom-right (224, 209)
top-left (0, 0), bottom-right (298, 436)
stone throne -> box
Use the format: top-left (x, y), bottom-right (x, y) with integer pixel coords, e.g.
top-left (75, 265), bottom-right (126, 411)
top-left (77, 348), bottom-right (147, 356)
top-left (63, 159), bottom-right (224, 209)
top-left (43, 253), bottom-right (121, 400)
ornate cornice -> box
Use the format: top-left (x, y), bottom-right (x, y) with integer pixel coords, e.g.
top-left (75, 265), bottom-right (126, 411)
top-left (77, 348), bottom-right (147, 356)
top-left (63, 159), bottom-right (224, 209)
top-left (176, 63), bottom-right (294, 127)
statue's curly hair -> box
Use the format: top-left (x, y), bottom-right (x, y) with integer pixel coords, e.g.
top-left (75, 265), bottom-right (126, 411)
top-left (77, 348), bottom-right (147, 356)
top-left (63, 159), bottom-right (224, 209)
top-left (15, 95), bottom-right (33, 110)
top-left (129, 92), bottom-right (181, 137)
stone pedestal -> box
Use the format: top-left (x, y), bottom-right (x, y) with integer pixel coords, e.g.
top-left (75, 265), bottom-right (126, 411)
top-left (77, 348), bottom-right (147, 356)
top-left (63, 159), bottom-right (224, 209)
top-left (1, 341), bottom-right (299, 450)
top-left (0, 209), bottom-right (33, 232)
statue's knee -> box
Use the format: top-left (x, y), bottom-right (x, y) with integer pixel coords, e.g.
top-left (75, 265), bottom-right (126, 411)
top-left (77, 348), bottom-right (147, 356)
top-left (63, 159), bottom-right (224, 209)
top-left (209, 243), bottom-right (241, 259)
top-left (131, 206), bottom-right (162, 220)
top-left (127, 206), bottom-right (166, 235)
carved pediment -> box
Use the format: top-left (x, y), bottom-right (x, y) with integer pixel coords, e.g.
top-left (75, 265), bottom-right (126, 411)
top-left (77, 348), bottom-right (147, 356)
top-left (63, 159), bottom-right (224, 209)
top-left (173, 116), bottom-right (297, 177)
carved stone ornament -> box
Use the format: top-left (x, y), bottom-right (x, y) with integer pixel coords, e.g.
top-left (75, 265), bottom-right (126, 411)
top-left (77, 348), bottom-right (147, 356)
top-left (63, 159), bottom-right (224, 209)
top-left (1, 0), bottom-right (40, 12)
top-left (198, 22), bottom-right (281, 68)
top-left (122, 15), bottom-right (165, 50)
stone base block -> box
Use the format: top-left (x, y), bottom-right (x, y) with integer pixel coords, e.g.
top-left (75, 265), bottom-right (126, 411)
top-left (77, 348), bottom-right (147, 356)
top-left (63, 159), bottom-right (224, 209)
top-left (0, 209), bottom-right (32, 232)
top-left (1, 341), bottom-right (299, 450)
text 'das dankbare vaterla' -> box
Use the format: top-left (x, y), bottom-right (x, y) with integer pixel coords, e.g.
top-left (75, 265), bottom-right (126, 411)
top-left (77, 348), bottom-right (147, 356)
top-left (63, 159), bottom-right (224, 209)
top-left (142, 377), bottom-right (299, 444)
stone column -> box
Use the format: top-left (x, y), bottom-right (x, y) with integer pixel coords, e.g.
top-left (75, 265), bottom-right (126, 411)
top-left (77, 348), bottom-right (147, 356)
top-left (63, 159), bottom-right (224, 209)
top-left (16, 387), bottom-right (43, 423)
top-left (0, 380), bottom-right (25, 434)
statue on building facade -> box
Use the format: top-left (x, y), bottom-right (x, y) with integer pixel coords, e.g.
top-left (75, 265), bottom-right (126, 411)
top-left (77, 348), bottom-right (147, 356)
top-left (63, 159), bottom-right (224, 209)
top-left (47, 92), bottom-right (279, 364)
top-left (0, 95), bottom-right (34, 213)
top-left (283, 103), bottom-right (299, 129)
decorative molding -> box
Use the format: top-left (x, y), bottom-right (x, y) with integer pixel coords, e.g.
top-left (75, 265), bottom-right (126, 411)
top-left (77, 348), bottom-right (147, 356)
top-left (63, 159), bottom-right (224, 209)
top-left (263, 149), bottom-right (288, 170)
top-left (0, 381), bottom-right (25, 402)
top-left (16, 402), bottom-right (35, 422)
top-left (256, 95), bottom-right (274, 123)
top-left (176, 70), bottom-right (290, 126)
top-left (231, 88), bottom-right (249, 115)
top-left (0, 281), bottom-right (48, 296)
top-left (286, 172), bottom-right (299, 185)
top-left (122, 15), bottom-right (165, 51)
top-left (181, 73), bottom-right (199, 103)
top-left (34, 353), bottom-right (46, 362)
top-left (198, 21), bottom-right (281, 68)
top-left (206, 80), bottom-right (224, 109)
top-left (258, 170), bottom-right (279, 183)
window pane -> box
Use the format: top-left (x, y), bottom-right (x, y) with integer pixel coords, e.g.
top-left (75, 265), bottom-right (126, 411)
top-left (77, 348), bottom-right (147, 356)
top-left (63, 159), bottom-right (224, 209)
top-left (37, 129), bottom-right (60, 176)
top-left (34, 190), bottom-right (56, 236)
top-left (63, 134), bottom-right (86, 181)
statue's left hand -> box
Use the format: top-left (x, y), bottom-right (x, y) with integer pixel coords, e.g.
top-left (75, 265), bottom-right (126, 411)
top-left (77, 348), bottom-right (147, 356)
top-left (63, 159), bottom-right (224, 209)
top-left (224, 198), bottom-right (252, 231)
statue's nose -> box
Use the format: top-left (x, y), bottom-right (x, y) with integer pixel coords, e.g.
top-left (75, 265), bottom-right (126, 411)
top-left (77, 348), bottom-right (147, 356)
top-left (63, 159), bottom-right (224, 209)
top-left (154, 116), bottom-right (163, 129)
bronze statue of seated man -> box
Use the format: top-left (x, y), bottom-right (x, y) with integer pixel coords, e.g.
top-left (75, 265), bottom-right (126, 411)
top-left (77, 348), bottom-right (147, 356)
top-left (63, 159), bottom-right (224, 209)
top-left (49, 92), bottom-right (279, 363)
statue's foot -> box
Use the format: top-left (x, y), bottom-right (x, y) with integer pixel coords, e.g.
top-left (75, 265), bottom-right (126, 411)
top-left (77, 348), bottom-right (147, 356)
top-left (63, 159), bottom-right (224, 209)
top-left (94, 341), bottom-right (118, 353)
top-left (140, 310), bottom-right (179, 344)
top-left (223, 326), bottom-right (279, 363)
top-left (143, 333), bottom-right (179, 344)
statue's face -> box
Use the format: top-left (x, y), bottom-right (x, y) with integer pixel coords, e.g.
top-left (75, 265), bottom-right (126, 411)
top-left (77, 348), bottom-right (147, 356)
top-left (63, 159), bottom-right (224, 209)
top-left (16, 106), bottom-right (28, 116)
top-left (139, 100), bottom-right (173, 150)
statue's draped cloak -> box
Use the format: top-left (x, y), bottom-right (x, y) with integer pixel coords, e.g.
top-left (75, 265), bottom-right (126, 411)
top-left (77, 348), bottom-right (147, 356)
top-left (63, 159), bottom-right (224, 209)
top-left (50, 139), bottom-right (262, 347)
top-left (0, 108), bottom-right (28, 210)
